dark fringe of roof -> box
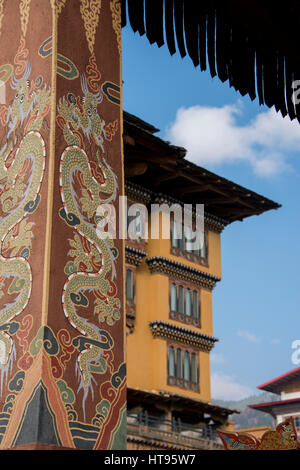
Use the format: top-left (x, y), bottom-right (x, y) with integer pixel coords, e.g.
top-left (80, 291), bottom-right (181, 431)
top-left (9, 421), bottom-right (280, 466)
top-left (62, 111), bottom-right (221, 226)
top-left (121, 0), bottom-right (300, 123)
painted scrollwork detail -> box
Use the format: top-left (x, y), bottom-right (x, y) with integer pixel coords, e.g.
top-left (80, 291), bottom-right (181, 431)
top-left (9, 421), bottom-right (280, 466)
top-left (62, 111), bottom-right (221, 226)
top-left (0, 46), bottom-right (50, 387)
top-left (58, 68), bottom-right (121, 418)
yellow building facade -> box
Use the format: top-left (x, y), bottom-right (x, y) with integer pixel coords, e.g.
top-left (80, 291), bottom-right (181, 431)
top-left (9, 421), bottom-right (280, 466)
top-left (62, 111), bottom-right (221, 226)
top-left (123, 112), bottom-right (280, 450)
top-left (126, 214), bottom-right (219, 402)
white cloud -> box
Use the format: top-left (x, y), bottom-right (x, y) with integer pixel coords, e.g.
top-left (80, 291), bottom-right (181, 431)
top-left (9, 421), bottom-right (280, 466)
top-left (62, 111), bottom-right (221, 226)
top-left (211, 372), bottom-right (253, 401)
top-left (270, 338), bottom-right (281, 345)
top-left (210, 352), bottom-right (226, 365)
top-left (165, 102), bottom-right (300, 177)
top-left (237, 330), bottom-right (261, 343)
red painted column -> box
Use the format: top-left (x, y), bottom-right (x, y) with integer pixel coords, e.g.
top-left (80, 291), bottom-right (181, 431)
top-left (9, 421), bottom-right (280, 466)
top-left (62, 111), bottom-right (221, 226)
top-left (0, 0), bottom-right (125, 450)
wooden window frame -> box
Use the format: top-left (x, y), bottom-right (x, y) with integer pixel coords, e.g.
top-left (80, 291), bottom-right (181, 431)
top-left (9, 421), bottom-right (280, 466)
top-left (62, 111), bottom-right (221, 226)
top-left (126, 267), bottom-right (135, 301)
top-left (167, 341), bottom-right (200, 393)
top-left (170, 217), bottom-right (209, 267)
top-left (125, 264), bottom-right (136, 333)
top-left (169, 279), bottom-right (201, 328)
top-left (126, 200), bottom-right (148, 251)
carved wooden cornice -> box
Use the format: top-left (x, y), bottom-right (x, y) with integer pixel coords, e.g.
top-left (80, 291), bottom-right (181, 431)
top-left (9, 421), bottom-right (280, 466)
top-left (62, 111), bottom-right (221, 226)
top-left (149, 320), bottom-right (218, 352)
top-left (125, 181), bottom-right (152, 205)
top-left (125, 245), bottom-right (147, 266)
top-left (126, 310), bottom-right (136, 335)
top-left (152, 193), bottom-right (227, 233)
top-left (146, 256), bottom-right (221, 290)
top-left (124, 181), bottom-right (228, 233)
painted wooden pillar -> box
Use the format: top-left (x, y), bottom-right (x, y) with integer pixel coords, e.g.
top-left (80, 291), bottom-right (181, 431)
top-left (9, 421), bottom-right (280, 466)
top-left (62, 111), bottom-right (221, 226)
top-left (0, 0), bottom-right (125, 450)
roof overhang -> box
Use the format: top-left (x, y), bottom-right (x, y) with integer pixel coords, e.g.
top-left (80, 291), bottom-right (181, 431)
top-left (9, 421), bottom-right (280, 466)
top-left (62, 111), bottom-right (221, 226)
top-left (127, 387), bottom-right (238, 424)
top-left (257, 367), bottom-right (300, 394)
top-left (249, 398), bottom-right (300, 416)
top-left (121, 1), bottom-right (300, 124)
top-left (124, 111), bottom-right (281, 224)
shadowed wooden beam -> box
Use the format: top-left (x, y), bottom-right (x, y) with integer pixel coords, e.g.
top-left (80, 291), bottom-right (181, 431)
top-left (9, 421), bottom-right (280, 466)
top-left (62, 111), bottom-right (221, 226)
top-left (152, 171), bottom-right (183, 186)
top-left (125, 149), bottom-right (176, 165)
top-left (173, 184), bottom-right (214, 196)
top-left (125, 162), bottom-right (148, 177)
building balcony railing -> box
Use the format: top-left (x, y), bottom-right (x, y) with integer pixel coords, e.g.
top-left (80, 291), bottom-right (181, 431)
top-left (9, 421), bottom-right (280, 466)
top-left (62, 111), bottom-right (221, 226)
top-left (127, 411), bottom-right (223, 450)
top-left (169, 310), bottom-right (201, 328)
top-left (167, 376), bottom-right (199, 392)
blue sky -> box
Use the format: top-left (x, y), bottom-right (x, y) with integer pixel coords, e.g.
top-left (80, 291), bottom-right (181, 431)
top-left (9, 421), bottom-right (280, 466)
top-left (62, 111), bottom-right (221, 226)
top-left (122, 26), bottom-right (300, 401)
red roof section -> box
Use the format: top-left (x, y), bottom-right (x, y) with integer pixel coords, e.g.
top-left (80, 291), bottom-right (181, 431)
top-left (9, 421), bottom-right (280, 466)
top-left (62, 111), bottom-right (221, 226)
top-left (257, 367), bottom-right (300, 394)
top-left (249, 398), bottom-right (300, 415)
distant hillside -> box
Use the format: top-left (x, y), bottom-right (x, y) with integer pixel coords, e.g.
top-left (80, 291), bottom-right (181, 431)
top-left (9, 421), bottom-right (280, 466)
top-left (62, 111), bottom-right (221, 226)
top-left (212, 392), bottom-right (277, 430)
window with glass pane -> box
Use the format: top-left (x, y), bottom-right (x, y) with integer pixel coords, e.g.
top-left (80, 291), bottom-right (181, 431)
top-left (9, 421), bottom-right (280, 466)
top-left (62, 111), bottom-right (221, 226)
top-left (170, 283), bottom-right (177, 312)
top-left (185, 288), bottom-right (192, 317)
top-left (183, 351), bottom-right (190, 381)
top-left (185, 225), bottom-right (193, 253)
top-left (177, 222), bottom-right (184, 250)
top-left (135, 209), bottom-right (142, 238)
top-left (169, 283), bottom-right (200, 327)
top-left (192, 290), bottom-right (200, 320)
top-left (168, 345), bottom-right (199, 391)
top-left (178, 286), bottom-right (184, 314)
top-left (199, 232), bottom-right (208, 260)
top-left (191, 353), bottom-right (197, 384)
top-left (170, 217), bottom-right (208, 266)
top-left (168, 346), bottom-right (175, 378)
top-left (176, 349), bottom-right (182, 379)
top-left (171, 219), bottom-right (178, 248)
top-left (127, 211), bottom-right (135, 240)
top-left (126, 269), bottom-right (134, 300)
